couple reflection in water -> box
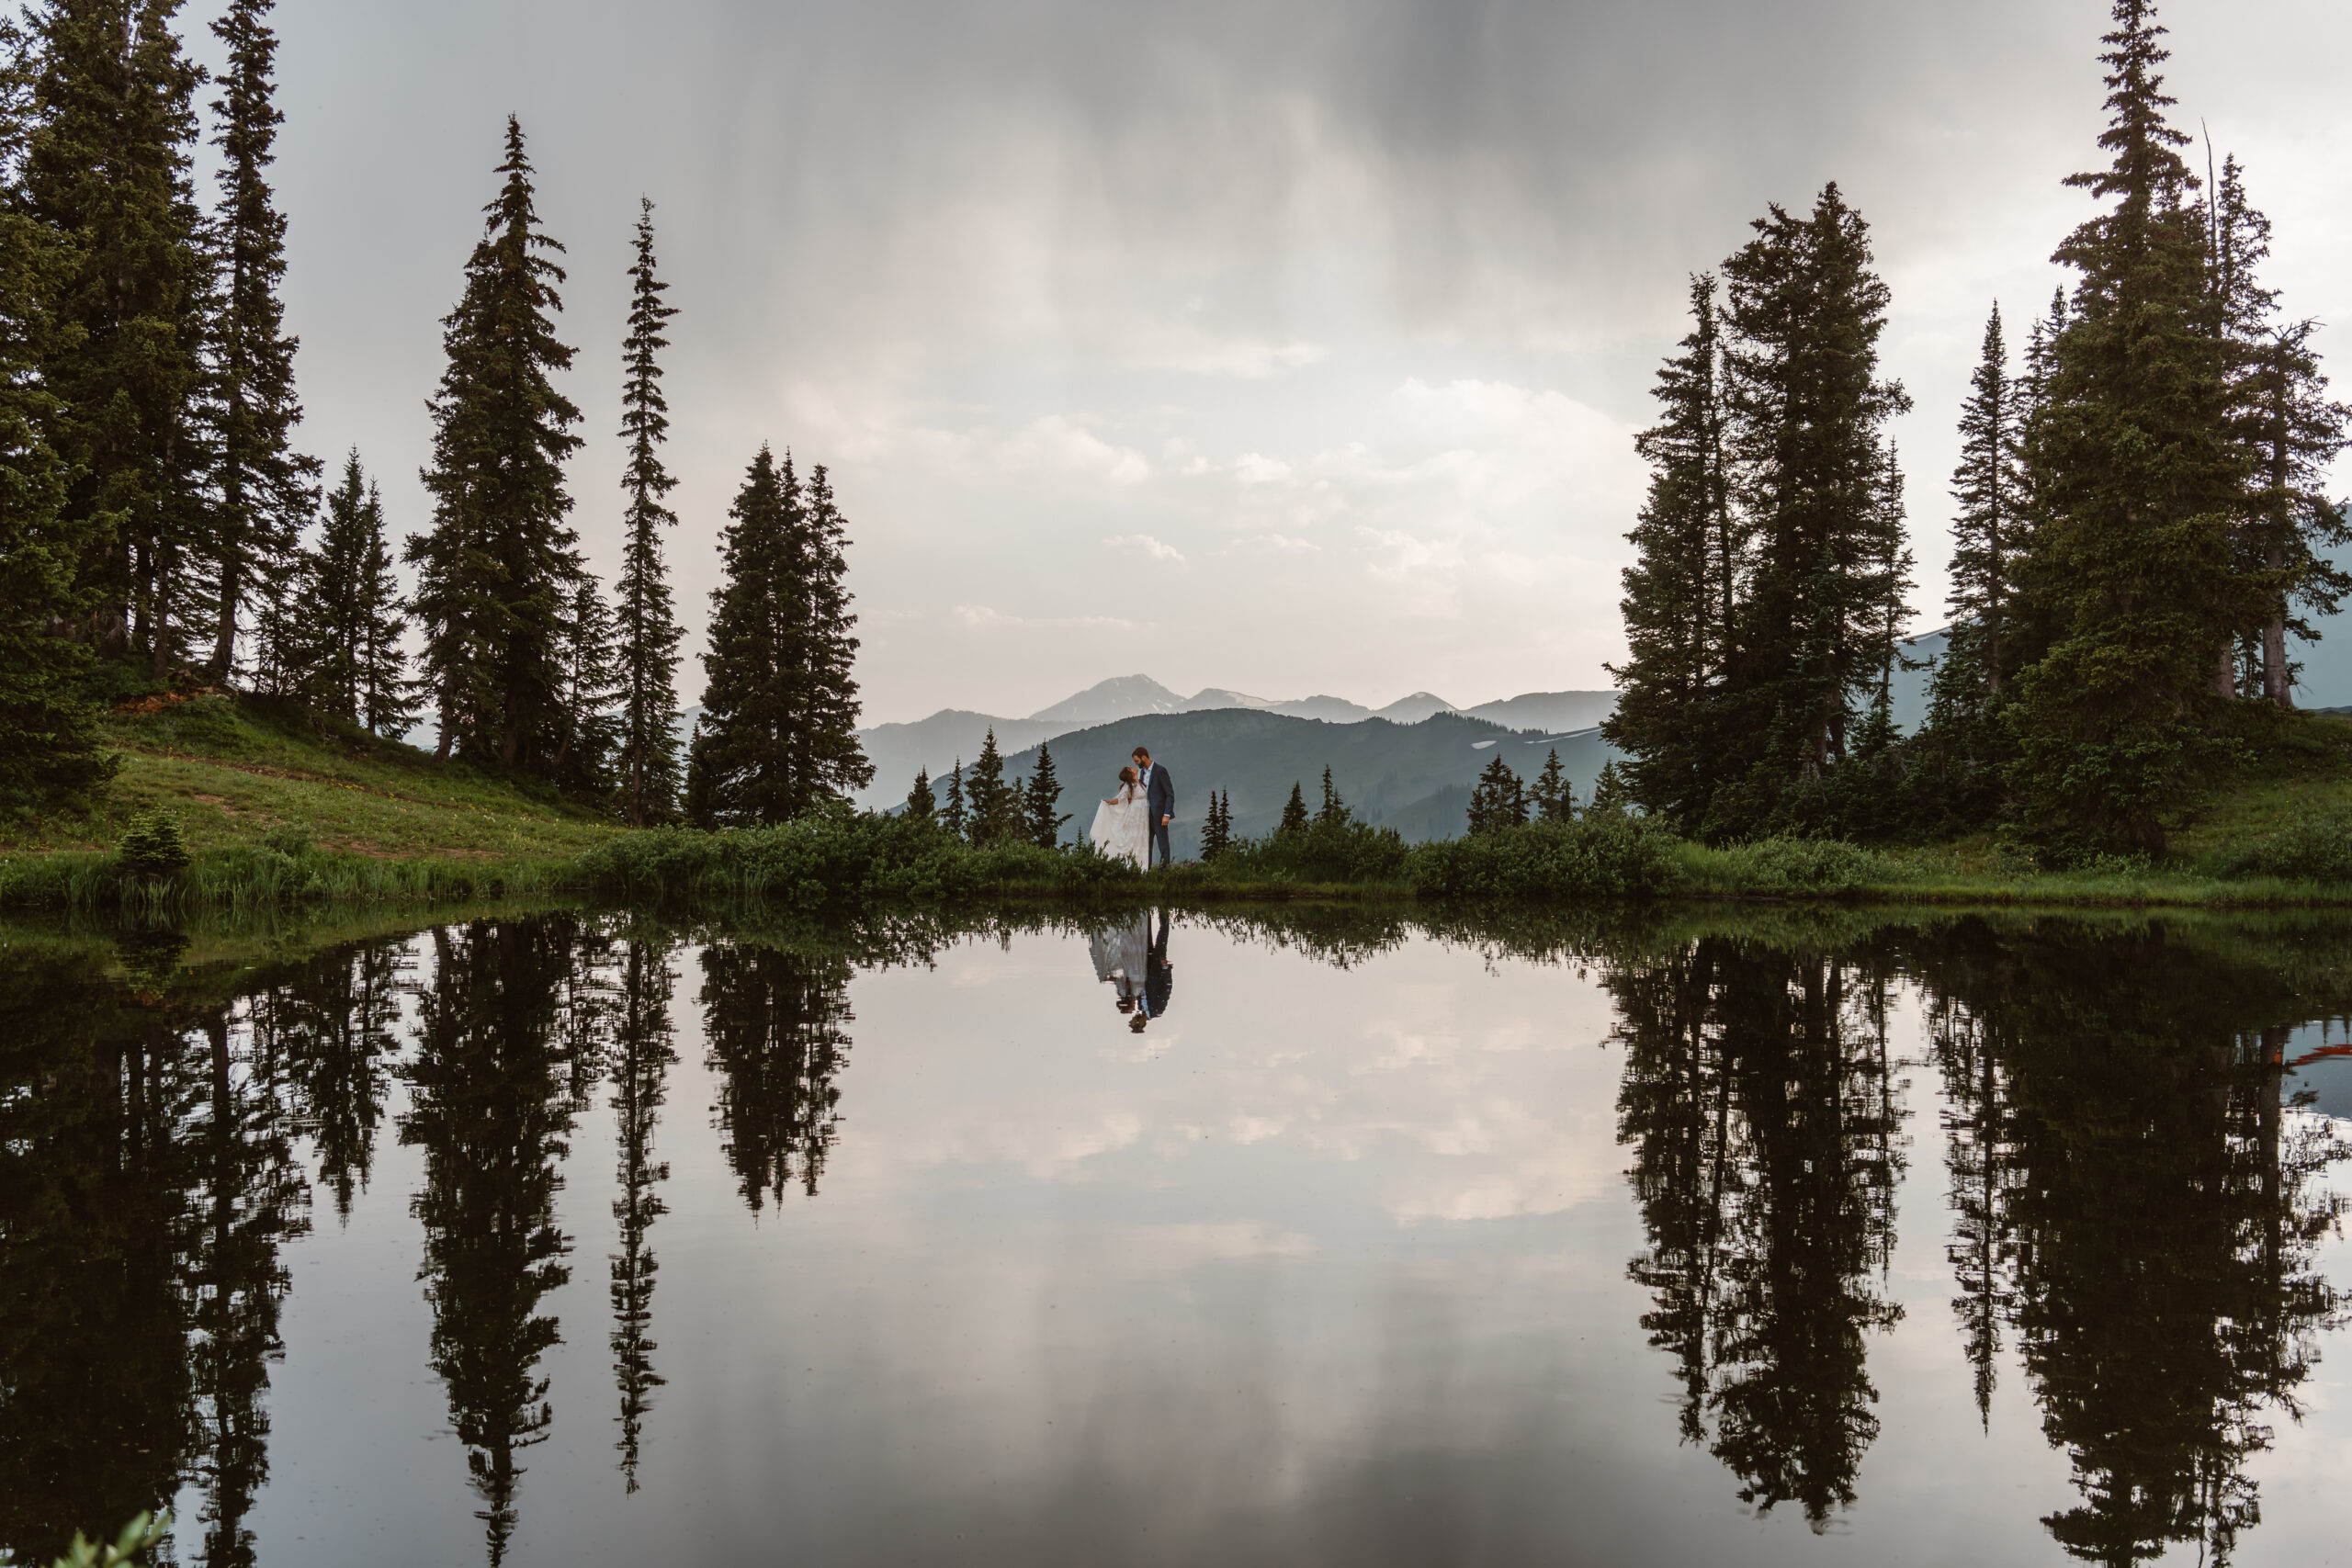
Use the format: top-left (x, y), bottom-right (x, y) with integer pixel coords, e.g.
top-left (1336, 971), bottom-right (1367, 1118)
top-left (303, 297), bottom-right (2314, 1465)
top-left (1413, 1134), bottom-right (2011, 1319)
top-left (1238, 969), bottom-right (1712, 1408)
top-left (1089, 909), bottom-right (1171, 1031)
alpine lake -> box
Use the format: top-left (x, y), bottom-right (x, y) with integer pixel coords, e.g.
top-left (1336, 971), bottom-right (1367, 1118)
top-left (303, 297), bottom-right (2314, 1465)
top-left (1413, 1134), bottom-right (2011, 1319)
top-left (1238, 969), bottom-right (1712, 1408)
top-left (9, 898), bottom-right (2352, 1567)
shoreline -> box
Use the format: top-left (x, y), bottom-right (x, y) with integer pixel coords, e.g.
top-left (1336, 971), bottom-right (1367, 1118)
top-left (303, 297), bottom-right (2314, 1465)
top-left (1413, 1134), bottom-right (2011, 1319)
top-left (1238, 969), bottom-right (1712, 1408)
top-left (9, 839), bottom-right (2352, 916)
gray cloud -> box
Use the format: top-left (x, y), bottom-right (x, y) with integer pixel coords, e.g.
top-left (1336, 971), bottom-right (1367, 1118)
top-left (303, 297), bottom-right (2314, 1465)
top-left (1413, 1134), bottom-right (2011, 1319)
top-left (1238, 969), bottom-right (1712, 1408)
top-left (241, 0), bottom-right (2351, 721)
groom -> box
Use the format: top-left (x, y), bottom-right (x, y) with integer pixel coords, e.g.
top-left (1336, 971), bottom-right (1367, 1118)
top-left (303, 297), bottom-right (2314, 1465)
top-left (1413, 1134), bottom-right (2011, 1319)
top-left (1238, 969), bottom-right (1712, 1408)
top-left (1133, 746), bottom-right (1173, 867)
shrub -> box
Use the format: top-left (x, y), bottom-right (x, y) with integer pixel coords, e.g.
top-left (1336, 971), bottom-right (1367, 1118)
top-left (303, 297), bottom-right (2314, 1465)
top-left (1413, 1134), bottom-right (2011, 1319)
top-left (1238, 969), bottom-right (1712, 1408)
top-left (115, 810), bottom-right (191, 881)
top-left (1217, 817), bottom-right (1412, 885)
top-left (2206, 812), bottom-right (2352, 884)
top-left (1706, 836), bottom-right (1908, 895)
top-left (572, 807), bottom-right (1148, 906)
top-left (1408, 816), bottom-right (1680, 900)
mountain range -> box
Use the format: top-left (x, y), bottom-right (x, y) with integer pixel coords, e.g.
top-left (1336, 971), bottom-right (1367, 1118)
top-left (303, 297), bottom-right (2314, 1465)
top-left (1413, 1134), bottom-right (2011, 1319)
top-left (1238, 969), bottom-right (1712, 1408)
top-left (855, 632), bottom-right (1984, 844)
top-left (854, 676), bottom-right (1621, 810)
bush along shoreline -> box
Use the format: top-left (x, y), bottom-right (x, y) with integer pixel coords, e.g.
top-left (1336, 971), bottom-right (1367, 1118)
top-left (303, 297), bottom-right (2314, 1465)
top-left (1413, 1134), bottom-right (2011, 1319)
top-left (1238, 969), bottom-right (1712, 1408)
top-left (17, 802), bottom-right (2352, 916)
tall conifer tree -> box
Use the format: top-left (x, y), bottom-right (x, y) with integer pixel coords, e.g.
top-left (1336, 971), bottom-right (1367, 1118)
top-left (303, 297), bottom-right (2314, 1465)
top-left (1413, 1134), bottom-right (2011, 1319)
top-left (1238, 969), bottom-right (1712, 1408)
top-left (1024, 739), bottom-right (1067, 847)
top-left (290, 451), bottom-right (402, 727)
top-left (1713, 183), bottom-right (1912, 833)
top-left (939, 758), bottom-right (966, 840)
top-left (2207, 155), bottom-right (2349, 707)
top-left (27, 0), bottom-right (210, 673)
top-left (1277, 782), bottom-right (1308, 836)
top-left (1939, 305), bottom-right (2025, 717)
top-left (203, 0), bottom-right (315, 681)
top-left (408, 117), bottom-right (584, 774)
top-left (550, 576), bottom-right (619, 805)
top-left (1531, 749), bottom-right (1574, 821)
top-left (0, 19), bottom-right (113, 808)
top-left (1604, 275), bottom-right (1733, 823)
top-left (2006, 0), bottom-right (2254, 852)
top-left (352, 472), bottom-right (413, 739)
top-left (697, 446), bottom-right (873, 824)
top-left (614, 198), bottom-right (683, 824)
top-left (960, 727), bottom-right (1016, 843)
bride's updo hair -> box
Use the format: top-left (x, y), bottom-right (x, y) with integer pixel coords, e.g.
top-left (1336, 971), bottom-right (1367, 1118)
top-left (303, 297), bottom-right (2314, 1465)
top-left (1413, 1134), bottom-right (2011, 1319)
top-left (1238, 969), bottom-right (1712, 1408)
top-left (1118, 766), bottom-right (1139, 786)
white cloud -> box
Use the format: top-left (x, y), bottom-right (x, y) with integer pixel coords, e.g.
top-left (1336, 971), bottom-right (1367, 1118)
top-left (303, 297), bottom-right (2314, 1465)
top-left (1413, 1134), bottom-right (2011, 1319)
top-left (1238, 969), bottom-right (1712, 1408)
top-left (1105, 533), bottom-right (1186, 564)
top-left (996, 415), bottom-right (1152, 485)
top-left (1232, 452), bottom-right (1295, 487)
top-left (952, 604), bottom-right (1145, 632)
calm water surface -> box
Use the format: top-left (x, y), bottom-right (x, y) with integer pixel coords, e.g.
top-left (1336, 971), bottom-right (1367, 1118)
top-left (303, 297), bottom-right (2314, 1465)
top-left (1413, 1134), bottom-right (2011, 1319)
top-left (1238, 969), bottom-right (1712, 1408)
top-left (6, 907), bottom-right (2352, 1566)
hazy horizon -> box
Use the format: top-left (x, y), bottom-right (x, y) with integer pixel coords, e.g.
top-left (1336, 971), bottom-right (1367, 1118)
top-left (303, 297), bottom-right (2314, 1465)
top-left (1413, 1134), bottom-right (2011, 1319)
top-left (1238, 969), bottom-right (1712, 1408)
top-left (233, 0), bottom-right (2349, 726)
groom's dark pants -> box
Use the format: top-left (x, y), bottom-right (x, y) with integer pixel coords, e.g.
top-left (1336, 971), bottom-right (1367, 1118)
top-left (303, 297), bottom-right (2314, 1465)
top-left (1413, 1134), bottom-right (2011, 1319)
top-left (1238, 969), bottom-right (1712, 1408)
top-left (1152, 818), bottom-right (1172, 867)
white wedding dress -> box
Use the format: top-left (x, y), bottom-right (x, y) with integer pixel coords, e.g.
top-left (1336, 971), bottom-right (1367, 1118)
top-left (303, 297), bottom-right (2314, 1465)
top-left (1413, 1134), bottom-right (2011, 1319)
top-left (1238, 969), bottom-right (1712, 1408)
top-left (1090, 783), bottom-right (1151, 870)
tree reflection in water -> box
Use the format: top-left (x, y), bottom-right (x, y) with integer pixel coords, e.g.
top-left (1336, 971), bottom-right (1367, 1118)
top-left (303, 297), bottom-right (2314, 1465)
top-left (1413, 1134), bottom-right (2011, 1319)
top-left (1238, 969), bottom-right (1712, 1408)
top-left (2, 906), bottom-right (2350, 1566)
top-left (1611, 936), bottom-right (1906, 1528)
top-left (401, 919), bottom-right (584, 1567)
top-left (699, 942), bottom-right (854, 1210)
top-left (0, 930), bottom-right (419, 1567)
top-left (607, 927), bottom-right (676, 1491)
top-left (1920, 921), bottom-right (2350, 1566)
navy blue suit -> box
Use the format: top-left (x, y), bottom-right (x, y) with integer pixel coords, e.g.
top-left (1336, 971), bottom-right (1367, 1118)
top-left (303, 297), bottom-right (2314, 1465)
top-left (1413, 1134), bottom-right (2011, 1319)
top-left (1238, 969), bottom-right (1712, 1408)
top-left (1142, 762), bottom-right (1174, 866)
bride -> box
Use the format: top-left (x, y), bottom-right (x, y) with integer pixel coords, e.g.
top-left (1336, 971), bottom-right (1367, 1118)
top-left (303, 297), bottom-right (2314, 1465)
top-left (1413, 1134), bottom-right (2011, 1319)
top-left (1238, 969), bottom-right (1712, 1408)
top-left (1090, 766), bottom-right (1152, 870)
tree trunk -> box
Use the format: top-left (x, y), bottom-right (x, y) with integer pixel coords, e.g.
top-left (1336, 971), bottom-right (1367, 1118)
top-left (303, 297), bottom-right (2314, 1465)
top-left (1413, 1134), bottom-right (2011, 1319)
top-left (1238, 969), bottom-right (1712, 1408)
top-left (150, 552), bottom-right (173, 682)
top-left (211, 552), bottom-right (240, 679)
top-left (2210, 641), bottom-right (2235, 699)
top-left (2264, 542), bottom-right (2293, 707)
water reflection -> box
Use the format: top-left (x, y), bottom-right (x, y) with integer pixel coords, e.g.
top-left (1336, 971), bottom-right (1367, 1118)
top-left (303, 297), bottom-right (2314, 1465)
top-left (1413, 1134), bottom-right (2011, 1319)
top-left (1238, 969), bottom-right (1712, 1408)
top-left (606, 927), bottom-right (675, 1493)
top-left (1089, 910), bottom-right (1173, 1030)
top-left (699, 940), bottom-right (854, 1208)
top-left (1611, 937), bottom-right (1905, 1528)
top-left (401, 919), bottom-right (585, 1566)
top-left (0, 906), bottom-right (2349, 1565)
top-left (1917, 921), bottom-right (2350, 1565)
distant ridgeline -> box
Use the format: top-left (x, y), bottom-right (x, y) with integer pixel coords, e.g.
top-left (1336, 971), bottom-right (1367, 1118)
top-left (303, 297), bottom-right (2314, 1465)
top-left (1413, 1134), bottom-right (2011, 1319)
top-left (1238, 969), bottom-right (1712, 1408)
top-left (865, 598), bottom-right (2352, 854)
top-left (856, 676), bottom-right (1626, 850)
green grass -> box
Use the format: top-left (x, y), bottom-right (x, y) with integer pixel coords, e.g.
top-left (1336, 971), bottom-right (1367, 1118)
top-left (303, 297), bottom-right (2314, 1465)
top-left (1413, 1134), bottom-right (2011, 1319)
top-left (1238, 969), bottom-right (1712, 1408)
top-left (1, 693), bottom-right (620, 862)
top-left (7, 694), bottom-right (2352, 913)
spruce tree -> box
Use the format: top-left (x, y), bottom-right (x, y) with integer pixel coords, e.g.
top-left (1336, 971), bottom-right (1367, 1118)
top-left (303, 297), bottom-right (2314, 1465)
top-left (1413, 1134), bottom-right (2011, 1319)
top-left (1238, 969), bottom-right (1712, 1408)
top-left (408, 117), bottom-right (584, 773)
top-left (1316, 764), bottom-right (1350, 827)
top-left (1466, 753), bottom-right (1527, 836)
top-left (960, 727), bottom-right (1017, 843)
top-left (905, 766), bottom-right (934, 823)
top-left (2007, 0), bottom-right (2256, 852)
top-left (1605, 274), bottom-right (1734, 823)
top-left (681, 720), bottom-right (713, 829)
top-left (203, 0), bottom-right (315, 681)
top-left (1277, 782), bottom-right (1308, 836)
top-left (549, 576), bottom-right (619, 805)
top-left (940, 759), bottom-right (966, 840)
top-left (793, 463), bottom-right (869, 799)
top-left (1200, 790), bottom-right (1231, 860)
top-left (294, 451), bottom-right (380, 724)
top-left (1942, 305), bottom-right (2024, 714)
top-left (614, 197), bottom-right (683, 824)
top-left (27, 0), bottom-right (210, 673)
top-left (353, 471), bottom-right (413, 739)
top-left (0, 18), bottom-right (114, 810)
top-left (1710, 184), bottom-right (1913, 836)
top-left (696, 446), bottom-right (874, 824)
top-left (1024, 739), bottom-right (1067, 847)
top-left (1589, 760), bottom-right (1633, 815)
top-left (1531, 749), bottom-right (1574, 821)
top-left (2209, 156), bottom-right (2349, 707)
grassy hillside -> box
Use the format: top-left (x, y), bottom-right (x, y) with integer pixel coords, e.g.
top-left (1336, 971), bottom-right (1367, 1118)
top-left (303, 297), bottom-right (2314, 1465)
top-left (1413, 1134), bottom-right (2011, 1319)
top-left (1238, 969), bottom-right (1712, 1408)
top-left (7, 689), bottom-right (2352, 916)
top-left (0, 693), bottom-right (620, 863)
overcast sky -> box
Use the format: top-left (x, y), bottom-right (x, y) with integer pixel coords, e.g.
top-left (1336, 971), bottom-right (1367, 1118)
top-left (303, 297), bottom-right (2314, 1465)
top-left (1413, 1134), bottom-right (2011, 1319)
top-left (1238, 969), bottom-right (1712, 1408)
top-left (222, 0), bottom-right (2352, 724)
